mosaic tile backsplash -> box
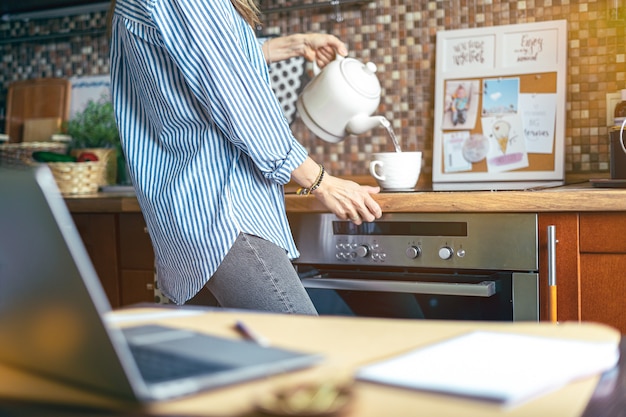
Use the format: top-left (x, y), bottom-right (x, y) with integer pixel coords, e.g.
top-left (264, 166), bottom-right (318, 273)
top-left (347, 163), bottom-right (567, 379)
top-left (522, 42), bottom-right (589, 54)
top-left (1, 0), bottom-right (624, 182)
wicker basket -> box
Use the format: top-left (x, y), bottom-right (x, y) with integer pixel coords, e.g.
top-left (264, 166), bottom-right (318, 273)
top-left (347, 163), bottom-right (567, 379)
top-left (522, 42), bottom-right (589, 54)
top-left (70, 148), bottom-right (117, 185)
top-left (47, 161), bottom-right (107, 195)
top-left (0, 142), bottom-right (67, 167)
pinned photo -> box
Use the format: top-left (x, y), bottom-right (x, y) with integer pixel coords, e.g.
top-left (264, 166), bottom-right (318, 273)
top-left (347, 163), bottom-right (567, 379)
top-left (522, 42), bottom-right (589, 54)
top-left (442, 80), bottom-right (480, 130)
top-left (481, 78), bottom-right (520, 117)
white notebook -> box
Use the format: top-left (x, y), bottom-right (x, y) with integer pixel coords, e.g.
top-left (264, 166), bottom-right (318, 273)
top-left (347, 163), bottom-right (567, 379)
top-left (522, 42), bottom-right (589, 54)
top-left (357, 331), bottom-right (619, 406)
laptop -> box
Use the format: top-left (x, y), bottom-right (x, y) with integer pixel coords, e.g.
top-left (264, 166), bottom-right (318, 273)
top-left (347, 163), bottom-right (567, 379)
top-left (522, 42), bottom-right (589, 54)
top-left (0, 165), bottom-right (321, 403)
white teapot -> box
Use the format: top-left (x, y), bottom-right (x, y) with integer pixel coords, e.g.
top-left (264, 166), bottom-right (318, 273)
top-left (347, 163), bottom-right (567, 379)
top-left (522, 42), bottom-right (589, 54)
top-left (296, 55), bottom-right (386, 143)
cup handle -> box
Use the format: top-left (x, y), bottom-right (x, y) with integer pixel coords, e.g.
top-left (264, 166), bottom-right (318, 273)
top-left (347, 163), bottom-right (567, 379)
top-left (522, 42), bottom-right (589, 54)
top-left (369, 160), bottom-right (385, 180)
top-left (619, 119), bottom-right (626, 153)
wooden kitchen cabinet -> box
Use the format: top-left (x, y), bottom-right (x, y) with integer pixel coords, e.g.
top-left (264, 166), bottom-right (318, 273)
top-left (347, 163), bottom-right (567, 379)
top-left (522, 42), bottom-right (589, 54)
top-left (579, 213), bottom-right (626, 253)
top-left (120, 270), bottom-right (155, 306)
top-left (579, 213), bottom-right (626, 334)
top-left (539, 212), bottom-right (626, 334)
top-left (71, 213), bottom-right (121, 307)
top-left (71, 212), bottom-right (155, 308)
top-left (118, 213), bottom-right (156, 305)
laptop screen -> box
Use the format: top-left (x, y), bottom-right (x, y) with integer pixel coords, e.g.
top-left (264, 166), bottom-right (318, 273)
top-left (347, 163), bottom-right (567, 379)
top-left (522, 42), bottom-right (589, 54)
top-left (0, 166), bottom-right (321, 403)
top-left (0, 166), bottom-right (140, 400)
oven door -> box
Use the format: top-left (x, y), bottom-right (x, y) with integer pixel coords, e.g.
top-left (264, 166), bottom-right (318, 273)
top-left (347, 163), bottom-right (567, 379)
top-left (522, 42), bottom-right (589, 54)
top-left (299, 269), bottom-right (538, 321)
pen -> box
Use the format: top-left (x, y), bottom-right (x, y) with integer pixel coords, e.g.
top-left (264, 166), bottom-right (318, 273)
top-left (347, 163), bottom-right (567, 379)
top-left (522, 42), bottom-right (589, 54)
top-left (234, 320), bottom-right (270, 347)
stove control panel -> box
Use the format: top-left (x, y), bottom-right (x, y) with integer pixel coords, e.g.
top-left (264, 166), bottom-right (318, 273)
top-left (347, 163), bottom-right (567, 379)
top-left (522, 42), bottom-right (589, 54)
top-left (289, 212), bottom-right (538, 271)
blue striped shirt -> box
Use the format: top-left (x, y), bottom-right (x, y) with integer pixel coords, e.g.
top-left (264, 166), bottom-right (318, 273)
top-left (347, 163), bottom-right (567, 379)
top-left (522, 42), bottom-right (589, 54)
top-left (109, 0), bottom-right (308, 304)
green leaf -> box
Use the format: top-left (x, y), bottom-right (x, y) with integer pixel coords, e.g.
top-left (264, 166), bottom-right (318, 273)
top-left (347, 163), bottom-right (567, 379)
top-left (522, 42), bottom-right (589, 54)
top-left (65, 95), bottom-right (120, 150)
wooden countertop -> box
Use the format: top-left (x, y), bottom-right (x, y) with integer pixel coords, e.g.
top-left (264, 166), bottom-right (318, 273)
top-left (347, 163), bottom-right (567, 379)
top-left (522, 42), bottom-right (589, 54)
top-left (65, 192), bottom-right (142, 213)
top-left (64, 177), bottom-right (626, 214)
top-left (286, 181), bottom-right (626, 213)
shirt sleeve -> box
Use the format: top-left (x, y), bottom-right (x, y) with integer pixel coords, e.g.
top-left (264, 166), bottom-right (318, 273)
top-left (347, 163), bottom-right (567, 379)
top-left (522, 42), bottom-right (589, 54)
top-left (153, 0), bottom-right (307, 184)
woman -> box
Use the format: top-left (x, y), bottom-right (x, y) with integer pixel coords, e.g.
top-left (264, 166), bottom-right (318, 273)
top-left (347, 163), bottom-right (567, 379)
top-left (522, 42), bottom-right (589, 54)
top-left (109, 0), bottom-right (382, 314)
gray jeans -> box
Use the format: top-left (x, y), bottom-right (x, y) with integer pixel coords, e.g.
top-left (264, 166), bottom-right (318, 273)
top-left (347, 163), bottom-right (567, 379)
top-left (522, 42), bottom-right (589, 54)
top-left (189, 233), bottom-right (318, 315)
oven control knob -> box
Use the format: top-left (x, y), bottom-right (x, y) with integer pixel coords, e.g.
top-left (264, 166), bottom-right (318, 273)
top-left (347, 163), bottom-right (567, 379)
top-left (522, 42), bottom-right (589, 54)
top-left (354, 245), bottom-right (370, 258)
top-left (438, 246), bottom-right (454, 260)
top-left (405, 246), bottom-right (421, 259)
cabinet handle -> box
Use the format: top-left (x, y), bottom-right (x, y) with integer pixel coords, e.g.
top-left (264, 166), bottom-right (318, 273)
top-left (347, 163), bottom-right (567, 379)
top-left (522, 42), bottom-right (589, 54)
top-left (547, 225), bottom-right (558, 323)
top-left (146, 283), bottom-right (154, 290)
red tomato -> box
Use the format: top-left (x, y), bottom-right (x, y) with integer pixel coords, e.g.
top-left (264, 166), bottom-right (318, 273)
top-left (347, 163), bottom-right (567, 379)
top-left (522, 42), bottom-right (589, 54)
top-left (77, 152), bottom-right (99, 162)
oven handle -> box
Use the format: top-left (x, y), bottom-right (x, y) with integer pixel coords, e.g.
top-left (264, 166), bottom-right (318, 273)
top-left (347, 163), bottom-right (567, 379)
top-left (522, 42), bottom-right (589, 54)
top-left (301, 277), bottom-right (497, 297)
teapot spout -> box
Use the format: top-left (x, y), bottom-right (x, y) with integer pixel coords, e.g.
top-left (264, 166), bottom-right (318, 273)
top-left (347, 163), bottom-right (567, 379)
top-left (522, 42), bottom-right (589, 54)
top-left (346, 115), bottom-right (389, 135)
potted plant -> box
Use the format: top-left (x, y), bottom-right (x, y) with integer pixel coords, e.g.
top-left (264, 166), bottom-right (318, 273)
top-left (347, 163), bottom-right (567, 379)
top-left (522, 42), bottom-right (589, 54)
top-left (65, 96), bottom-right (123, 185)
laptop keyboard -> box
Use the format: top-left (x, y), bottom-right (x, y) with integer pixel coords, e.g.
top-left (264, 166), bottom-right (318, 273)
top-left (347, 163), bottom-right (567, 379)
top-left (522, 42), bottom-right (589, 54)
top-left (128, 344), bottom-right (234, 383)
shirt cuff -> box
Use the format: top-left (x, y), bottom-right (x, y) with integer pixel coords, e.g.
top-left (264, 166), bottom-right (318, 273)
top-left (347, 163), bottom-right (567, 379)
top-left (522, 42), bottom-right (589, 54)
top-left (268, 141), bottom-right (308, 185)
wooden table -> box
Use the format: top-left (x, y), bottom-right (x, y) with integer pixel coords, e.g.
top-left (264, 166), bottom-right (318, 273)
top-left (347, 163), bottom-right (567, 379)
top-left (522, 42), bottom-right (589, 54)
top-left (0, 306), bottom-right (622, 417)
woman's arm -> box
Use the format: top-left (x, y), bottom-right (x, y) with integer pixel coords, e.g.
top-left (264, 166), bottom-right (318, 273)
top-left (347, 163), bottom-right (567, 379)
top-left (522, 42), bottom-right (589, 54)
top-left (270, 34), bottom-right (379, 223)
top-left (291, 157), bottom-right (382, 225)
top-left (262, 33), bottom-right (348, 68)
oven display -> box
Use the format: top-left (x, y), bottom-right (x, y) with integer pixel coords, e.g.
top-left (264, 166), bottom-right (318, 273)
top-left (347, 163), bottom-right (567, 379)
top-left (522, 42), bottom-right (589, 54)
top-left (332, 221), bottom-right (468, 237)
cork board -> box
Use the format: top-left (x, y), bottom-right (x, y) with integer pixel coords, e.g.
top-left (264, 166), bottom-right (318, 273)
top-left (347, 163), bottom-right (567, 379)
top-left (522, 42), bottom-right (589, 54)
top-left (432, 20), bottom-right (567, 190)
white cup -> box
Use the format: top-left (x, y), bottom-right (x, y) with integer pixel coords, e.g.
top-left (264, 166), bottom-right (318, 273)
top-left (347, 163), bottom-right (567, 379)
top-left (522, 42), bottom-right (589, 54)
top-left (369, 151), bottom-right (422, 190)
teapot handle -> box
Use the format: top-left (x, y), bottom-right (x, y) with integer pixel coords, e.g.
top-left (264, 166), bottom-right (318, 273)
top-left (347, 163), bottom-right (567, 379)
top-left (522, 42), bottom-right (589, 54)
top-left (312, 54), bottom-right (345, 75)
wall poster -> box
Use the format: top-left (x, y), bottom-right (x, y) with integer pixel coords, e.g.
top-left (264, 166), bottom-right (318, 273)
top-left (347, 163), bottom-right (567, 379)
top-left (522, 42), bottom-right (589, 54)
top-left (432, 20), bottom-right (567, 190)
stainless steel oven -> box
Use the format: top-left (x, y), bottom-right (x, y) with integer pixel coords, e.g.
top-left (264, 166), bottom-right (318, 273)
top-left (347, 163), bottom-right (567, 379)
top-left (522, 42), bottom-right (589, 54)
top-left (289, 212), bottom-right (539, 321)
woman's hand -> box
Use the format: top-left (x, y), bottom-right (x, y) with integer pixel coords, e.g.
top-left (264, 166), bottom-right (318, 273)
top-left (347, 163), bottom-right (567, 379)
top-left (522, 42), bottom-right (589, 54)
top-left (263, 33), bottom-right (347, 69)
top-left (299, 33), bottom-right (347, 68)
top-left (292, 160), bottom-right (381, 225)
top-left (311, 174), bottom-right (382, 225)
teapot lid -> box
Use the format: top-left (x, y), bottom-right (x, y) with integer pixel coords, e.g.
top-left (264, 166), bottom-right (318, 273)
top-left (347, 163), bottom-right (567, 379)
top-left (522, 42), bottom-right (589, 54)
top-left (340, 59), bottom-right (381, 99)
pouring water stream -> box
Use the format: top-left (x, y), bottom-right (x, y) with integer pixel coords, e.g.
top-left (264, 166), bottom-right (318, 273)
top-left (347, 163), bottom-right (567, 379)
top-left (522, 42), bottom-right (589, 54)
top-left (380, 117), bottom-right (402, 153)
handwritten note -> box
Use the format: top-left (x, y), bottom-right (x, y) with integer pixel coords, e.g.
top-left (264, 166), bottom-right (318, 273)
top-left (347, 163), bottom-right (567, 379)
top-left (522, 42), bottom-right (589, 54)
top-left (443, 35), bottom-right (495, 71)
top-left (503, 28), bottom-right (559, 68)
top-left (519, 93), bottom-right (557, 154)
top-left (515, 34), bottom-right (544, 61)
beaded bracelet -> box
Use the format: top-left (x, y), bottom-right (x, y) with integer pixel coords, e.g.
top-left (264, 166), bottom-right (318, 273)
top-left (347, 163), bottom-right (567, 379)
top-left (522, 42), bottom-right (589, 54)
top-left (297, 164), bottom-right (325, 196)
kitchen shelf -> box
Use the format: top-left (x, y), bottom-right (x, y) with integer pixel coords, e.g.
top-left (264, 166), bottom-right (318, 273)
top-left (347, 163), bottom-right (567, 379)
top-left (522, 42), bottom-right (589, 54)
top-left (0, 29), bottom-right (106, 45)
top-left (1, 0), bottom-right (373, 45)
top-left (261, 0), bottom-right (373, 14)
top-left (261, 0), bottom-right (373, 22)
